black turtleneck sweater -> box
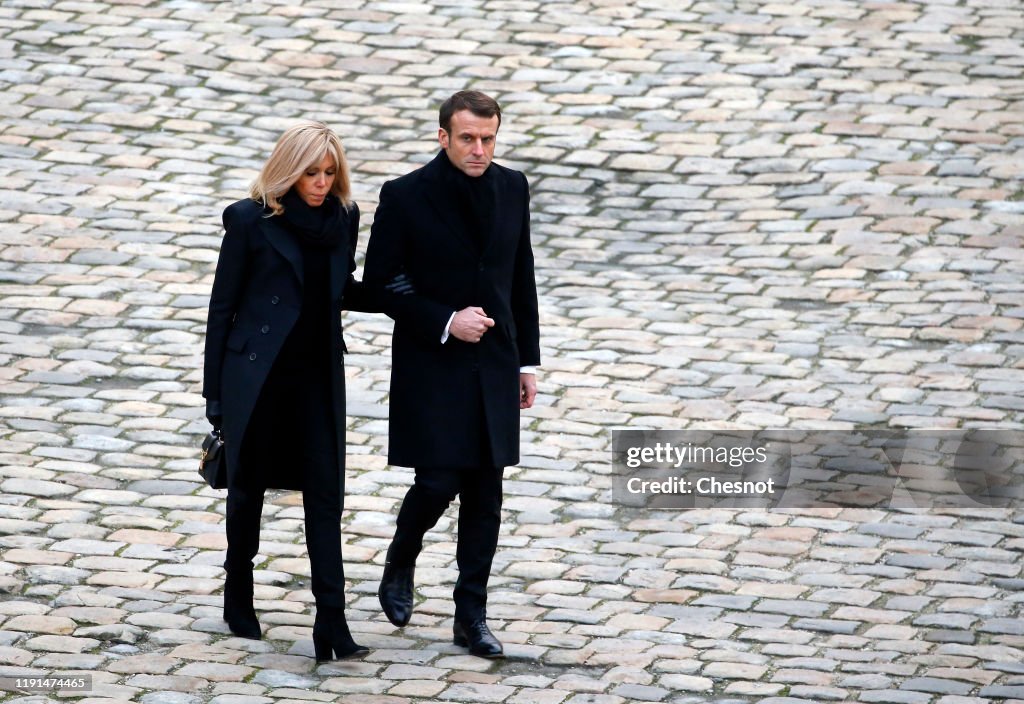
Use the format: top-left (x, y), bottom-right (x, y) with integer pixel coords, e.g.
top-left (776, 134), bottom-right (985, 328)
top-left (270, 190), bottom-right (342, 374)
top-left (439, 149), bottom-right (496, 250)
top-left (274, 246), bottom-right (330, 373)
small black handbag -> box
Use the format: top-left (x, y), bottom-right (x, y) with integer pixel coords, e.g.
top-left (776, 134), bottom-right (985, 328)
top-left (199, 429), bottom-right (227, 489)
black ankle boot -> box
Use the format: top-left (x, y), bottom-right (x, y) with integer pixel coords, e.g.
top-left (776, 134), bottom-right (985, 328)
top-left (312, 605), bottom-right (368, 661)
top-left (223, 568), bottom-right (261, 640)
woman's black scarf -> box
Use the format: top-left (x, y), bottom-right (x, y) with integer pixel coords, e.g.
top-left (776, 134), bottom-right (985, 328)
top-left (439, 149), bottom-right (496, 249)
top-left (278, 188), bottom-right (344, 250)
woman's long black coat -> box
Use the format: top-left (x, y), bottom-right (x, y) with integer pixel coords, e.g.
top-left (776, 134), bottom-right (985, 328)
top-left (203, 198), bottom-right (373, 494)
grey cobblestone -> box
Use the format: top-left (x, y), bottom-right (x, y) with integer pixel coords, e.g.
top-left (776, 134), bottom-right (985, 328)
top-left (1, 0), bottom-right (1023, 702)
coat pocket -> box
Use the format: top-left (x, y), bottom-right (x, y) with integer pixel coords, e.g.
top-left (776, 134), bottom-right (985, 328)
top-left (226, 328), bottom-right (250, 352)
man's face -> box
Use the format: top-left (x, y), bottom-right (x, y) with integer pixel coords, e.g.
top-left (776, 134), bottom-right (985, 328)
top-left (439, 110), bottom-right (499, 177)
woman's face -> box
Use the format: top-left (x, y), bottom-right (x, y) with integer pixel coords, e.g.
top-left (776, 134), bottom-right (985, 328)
top-left (294, 153), bottom-right (336, 207)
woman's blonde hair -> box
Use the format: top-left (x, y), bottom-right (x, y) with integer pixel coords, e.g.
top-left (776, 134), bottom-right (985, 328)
top-left (250, 121), bottom-right (352, 215)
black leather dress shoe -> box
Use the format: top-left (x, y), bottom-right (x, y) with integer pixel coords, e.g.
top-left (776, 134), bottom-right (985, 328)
top-left (378, 561), bottom-right (415, 627)
top-left (453, 619), bottom-right (504, 658)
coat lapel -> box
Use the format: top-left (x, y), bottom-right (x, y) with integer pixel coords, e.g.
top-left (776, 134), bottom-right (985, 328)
top-left (258, 216), bottom-right (303, 284)
top-left (260, 206), bottom-right (352, 302)
top-left (479, 171), bottom-right (501, 257)
top-left (329, 231), bottom-right (348, 303)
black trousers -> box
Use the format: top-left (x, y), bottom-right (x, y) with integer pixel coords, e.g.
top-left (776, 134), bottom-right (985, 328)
top-left (224, 363), bottom-right (347, 608)
top-left (389, 464), bottom-right (503, 622)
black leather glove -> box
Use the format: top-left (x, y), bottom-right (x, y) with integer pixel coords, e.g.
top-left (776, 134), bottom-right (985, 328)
top-left (206, 399), bottom-right (223, 431)
top-left (384, 272), bottom-right (415, 296)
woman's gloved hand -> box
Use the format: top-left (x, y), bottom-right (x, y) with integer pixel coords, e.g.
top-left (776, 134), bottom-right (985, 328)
top-left (384, 272), bottom-right (415, 295)
top-left (206, 399), bottom-right (223, 430)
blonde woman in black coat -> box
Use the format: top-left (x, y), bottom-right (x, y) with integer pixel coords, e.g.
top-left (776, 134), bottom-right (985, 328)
top-left (203, 121), bottom-right (385, 660)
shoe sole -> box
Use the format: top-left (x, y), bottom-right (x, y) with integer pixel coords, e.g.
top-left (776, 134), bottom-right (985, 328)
top-left (225, 619), bottom-right (262, 640)
top-left (315, 647), bottom-right (369, 662)
top-left (229, 631), bottom-right (262, 640)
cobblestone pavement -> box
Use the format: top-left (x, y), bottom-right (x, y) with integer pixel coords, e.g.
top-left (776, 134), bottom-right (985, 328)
top-left (0, 0), bottom-right (1023, 702)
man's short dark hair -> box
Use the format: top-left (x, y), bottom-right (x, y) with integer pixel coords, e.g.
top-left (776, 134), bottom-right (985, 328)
top-left (439, 90), bottom-right (502, 133)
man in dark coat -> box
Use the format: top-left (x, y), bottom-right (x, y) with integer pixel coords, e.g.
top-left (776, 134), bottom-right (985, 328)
top-left (364, 90), bottom-right (540, 658)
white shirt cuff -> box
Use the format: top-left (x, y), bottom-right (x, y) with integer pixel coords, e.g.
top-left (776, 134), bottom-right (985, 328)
top-left (440, 312), bottom-right (456, 344)
top-left (520, 366), bottom-right (537, 375)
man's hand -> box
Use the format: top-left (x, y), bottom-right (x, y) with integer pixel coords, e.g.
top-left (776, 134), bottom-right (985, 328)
top-left (450, 306), bottom-right (494, 343)
top-left (519, 373), bottom-right (536, 409)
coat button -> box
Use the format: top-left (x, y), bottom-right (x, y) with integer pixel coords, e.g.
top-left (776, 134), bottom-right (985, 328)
top-left (249, 353), bottom-right (257, 361)
top-left (478, 263), bottom-right (485, 272)
top-left (261, 324), bottom-right (270, 334)
top-left (271, 296), bottom-right (279, 305)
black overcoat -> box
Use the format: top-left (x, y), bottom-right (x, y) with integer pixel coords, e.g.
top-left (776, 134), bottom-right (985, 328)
top-left (203, 198), bottom-right (374, 495)
top-left (364, 152), bottom-right (540, 469)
